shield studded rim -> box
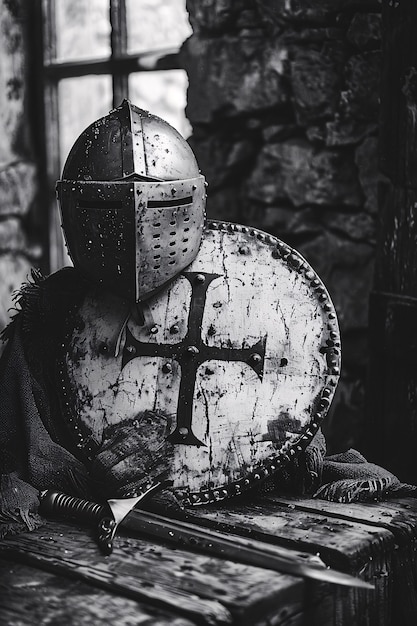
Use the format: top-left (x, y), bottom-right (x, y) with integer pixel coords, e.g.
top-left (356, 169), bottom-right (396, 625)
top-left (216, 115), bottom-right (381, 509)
top-left (56, 220), bottom-right (341, 507)
top-left (177, 220), bottom-right (340, 506)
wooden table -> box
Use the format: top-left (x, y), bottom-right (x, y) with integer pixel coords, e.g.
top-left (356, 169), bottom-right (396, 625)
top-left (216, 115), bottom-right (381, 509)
top-left (1, 494), bottom-right (417, 625)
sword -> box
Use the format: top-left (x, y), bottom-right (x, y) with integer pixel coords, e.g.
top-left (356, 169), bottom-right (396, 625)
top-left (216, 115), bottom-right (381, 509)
top-left (39, 488), bottom-right (374, 590)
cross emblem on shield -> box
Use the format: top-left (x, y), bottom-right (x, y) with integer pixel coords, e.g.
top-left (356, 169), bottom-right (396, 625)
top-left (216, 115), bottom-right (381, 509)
top-left (122, 271), bottom-right (267, 446)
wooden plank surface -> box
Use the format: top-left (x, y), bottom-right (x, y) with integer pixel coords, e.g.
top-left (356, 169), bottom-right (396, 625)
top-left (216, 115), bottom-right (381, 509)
top-left (2, 496), bottom-right (417, 625)
top-left (191, 495), bottom-right (417, 625)
top-left (0, 559), bottom-right (195, 626)
top-left (190, 497), bottom-right (394, 626)
top-left (0, 521), bottom-right (305, 626)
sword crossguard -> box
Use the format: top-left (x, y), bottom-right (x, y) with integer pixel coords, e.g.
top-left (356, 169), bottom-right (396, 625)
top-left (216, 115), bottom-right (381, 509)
top-left (39, 480), bottom-right (172, 555)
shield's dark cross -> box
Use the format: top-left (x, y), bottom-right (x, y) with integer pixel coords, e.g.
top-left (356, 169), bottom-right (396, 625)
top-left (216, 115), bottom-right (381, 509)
top-left (122, 271), bottom-right (267, 446)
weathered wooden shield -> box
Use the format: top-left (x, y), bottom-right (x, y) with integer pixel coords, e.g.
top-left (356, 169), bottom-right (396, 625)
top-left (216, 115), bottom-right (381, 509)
top-left (60, 221), bottom-right (340, 505)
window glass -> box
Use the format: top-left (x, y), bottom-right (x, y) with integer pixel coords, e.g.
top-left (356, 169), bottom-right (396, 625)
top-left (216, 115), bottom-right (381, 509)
top-left (129, 70), bottom-right (191, 138)
top-left (58, 75), bottom-right (113, 168)
top-left (126, 0), bottom-right (192, 54)
top-left (55, 0), bottom-right (111, 62)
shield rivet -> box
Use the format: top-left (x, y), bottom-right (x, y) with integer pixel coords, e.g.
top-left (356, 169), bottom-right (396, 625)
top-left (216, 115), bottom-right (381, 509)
top-left (150, 326), bottom-right (158, 334)
top-left (179, 427), bottom-right (189, 438)
top-left (170, 324), bottom-right (180, 334)
top-left (126, 345), bottom-right (136, 354)
top-left (187, 345), bottom-right (199, 355)
top-left (195, 274), bottom-right (206, 284)
top-left (250, 353), bottom-right (262, 364)
top-left (162, 363), bottom-right (172, 373)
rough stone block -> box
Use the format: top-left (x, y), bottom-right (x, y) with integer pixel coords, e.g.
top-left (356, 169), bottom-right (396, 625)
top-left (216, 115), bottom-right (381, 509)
top-left (264, 205), bottom-right (322, 238)
top-left (189, 131), bottom-right (257, 189)
top-left (186, 0), bottom-right (248, 33)
top-left (183, 35), bottom-right (289, 124)
top-left (355, 136), bottom-right (380, 214)
top-left (324, 211), bottom-right (376, 243)
top-left (290, 45), bottom-right (344, 125)
top-left (255, 0), bottom-right (380, 25)
top-left (341, 51), bottom-right (381, 121)
top-left (322, 119), bottom-right (378, 147)
top-left (347, 13), bottom-right (381, 50)
top-left (206, 185), bottom-right (242, 223)
top-left (247, 139), bottom-right (363, 208)
top-left (299, 232), bottom-right (374, 332)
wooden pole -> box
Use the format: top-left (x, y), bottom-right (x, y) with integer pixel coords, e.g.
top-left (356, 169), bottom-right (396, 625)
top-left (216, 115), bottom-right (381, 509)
top-left (367, 0), bottom-right (417, 482)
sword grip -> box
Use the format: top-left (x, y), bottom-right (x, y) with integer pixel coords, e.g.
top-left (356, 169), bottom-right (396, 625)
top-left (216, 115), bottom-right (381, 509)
top-left (39, 490), bottom-right (115, 556)
top-left (39, 490), bottom-right (106, 523)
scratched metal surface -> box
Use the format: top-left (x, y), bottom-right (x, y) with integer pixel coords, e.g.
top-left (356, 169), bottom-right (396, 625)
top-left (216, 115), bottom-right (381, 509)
top-left (61, 222), bottom-right (340, 498)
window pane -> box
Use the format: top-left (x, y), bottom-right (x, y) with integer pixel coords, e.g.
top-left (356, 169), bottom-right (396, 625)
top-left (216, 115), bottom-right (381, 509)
top-left (126, 0), bottom-right (192, 54)
top-left (55, 0), bottom-right (111, 62)
top-left (129, 70), bottom-right (191, 138)
top-left (58, 75), bottom-right (113, 168)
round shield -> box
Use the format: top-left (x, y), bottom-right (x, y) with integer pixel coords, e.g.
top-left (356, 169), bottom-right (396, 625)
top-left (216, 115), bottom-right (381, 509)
top-left (59, 221), bottom-right (341, 505)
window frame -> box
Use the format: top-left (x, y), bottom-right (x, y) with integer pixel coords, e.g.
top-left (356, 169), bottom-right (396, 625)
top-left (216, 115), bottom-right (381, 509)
top-left (41, 0), bottom-right (186, 271)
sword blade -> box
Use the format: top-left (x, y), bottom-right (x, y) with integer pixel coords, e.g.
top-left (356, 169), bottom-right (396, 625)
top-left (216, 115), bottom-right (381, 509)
top-left (40, 490), bottom-right (373, 590)
top-left (122, 509), bottom-right (374, 590)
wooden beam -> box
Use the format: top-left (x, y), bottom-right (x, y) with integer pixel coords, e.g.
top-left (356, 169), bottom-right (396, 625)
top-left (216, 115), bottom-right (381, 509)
top-left (110, 0), bottom-right (128, 106)
top-left (43, 51), bottom-right (182, 81)
top-left (367, 0), bottom-right (417, 482)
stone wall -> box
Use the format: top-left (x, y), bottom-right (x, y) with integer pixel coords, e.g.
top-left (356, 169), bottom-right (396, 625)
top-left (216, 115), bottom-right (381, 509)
top-left (182, 0), bottom-right (382, 452)
top-left (0, 0), bottom-right (40, 346)
top-left (0, 0), bottom-right (383, 452)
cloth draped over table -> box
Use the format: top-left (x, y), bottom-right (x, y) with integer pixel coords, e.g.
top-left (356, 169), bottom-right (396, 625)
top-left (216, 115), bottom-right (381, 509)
top-left (0, 268), bottom-right (415, 538)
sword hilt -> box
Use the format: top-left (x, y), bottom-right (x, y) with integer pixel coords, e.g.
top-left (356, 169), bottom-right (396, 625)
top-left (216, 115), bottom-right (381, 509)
top-left (40, 490), bottom-right (106, 522)
top-left (39, 490), bottom-right (115, 555)
top-left (39, 480), bottom-right (171, 556)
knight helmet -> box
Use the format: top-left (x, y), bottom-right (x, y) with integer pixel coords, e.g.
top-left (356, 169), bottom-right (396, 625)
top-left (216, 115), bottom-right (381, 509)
top-left (56, 100), bottom-right (206, 303)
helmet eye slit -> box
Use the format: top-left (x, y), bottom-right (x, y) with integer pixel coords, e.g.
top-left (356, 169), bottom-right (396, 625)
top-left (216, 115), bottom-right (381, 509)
top-left (148, 196), bottom-right (192, 208)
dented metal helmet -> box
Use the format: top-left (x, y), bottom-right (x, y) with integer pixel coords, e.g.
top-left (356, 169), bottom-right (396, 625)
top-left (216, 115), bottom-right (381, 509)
top-left (56, 100), bottom-right (206, 302)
